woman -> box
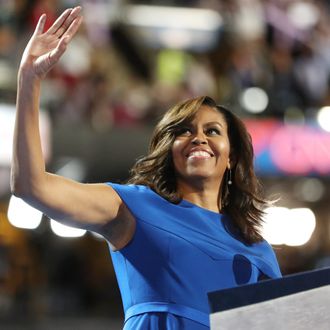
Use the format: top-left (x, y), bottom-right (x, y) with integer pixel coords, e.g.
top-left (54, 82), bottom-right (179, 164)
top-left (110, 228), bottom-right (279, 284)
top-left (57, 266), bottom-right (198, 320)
top-left (12, 7), bottom-right (281, 329)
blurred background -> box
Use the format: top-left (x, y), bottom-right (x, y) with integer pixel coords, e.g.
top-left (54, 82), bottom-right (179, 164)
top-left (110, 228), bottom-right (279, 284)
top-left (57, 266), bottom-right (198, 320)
top-left (1, 0), bottom-right (330, 328)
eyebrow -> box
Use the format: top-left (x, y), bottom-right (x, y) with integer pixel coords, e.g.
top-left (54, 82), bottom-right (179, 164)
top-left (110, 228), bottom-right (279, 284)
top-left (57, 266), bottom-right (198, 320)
top-left (182, 120), bottom-right (224, 129)
top-left (204, 121), bottom-right (224, 128)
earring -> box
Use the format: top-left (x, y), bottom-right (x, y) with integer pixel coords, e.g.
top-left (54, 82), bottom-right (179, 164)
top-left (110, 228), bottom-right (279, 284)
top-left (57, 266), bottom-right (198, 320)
top-left (227, 168), bottom-right (232, 185)
top-left (221, 168), bottom-right (232, 209)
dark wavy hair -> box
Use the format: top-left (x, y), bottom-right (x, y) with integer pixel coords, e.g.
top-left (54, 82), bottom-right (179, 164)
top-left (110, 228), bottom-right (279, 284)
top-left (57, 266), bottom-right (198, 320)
top-left (127, 96), bottom-right (267, 244)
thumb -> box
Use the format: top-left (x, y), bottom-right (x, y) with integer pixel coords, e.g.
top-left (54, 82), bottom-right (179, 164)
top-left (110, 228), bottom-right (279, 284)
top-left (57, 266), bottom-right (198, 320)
top-left (49, 36), bottom-right (70, 63)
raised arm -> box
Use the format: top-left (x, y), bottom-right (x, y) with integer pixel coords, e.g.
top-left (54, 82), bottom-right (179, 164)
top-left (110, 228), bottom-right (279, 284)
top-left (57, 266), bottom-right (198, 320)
top-left (11, 7), bottom-right (135, 249)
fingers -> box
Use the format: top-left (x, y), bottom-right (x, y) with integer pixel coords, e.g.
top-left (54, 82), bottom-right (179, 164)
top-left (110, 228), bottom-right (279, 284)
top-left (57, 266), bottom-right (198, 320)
top-left (47, 38), bottom-right (68, 68)
top-left (31, 7), bottom-right (83, 78)
top-left (60, 15), bottom-right (83, 44)
top-left (47, 8), bottom-right (73, 35)
top-left (48, 15), bottom-right (82, 63)
top-left (34, 14), bottom-right (47, 36)
top-left (48, 16), bottom-right (80, 64)
top-left (48, 6), bottom-right (82, 39)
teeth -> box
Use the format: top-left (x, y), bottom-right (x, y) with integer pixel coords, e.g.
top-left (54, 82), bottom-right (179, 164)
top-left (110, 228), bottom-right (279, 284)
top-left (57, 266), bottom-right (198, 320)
top-left (188, 151), bottom-right (211, 158)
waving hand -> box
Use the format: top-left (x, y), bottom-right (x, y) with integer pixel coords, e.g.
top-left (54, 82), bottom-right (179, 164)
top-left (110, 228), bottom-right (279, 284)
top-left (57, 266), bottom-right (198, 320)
top-left (20, 6), bottom-right (83, 79)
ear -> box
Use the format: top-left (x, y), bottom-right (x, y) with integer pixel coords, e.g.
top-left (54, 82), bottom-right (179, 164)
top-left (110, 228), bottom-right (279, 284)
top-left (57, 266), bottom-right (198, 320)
top-left (228, 152), bottom-right (237, 169)
top-left (227, 158), bottom-right (231, 170)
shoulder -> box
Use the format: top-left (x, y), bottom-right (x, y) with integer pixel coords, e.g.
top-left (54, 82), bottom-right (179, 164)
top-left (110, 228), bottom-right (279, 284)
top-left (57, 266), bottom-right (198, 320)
top-left (254, 239), bottom-right (276, 257)
top-left (106, 182), bottom-right (149, 191)
top-left (105, 182), bottom-right (169, 215)
top-left (104, 183), bottom-right (171, 250)
top-left (252, 239), bottom-right (282, 278)
top-left (105, 182), bottom-right (156, 200)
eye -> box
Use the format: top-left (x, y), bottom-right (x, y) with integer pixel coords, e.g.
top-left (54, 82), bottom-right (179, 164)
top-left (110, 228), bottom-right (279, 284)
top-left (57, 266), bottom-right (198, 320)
top-left (206, 127), bottom-right (220, 136)
top-left (176, 127), bottom-right (192, 136)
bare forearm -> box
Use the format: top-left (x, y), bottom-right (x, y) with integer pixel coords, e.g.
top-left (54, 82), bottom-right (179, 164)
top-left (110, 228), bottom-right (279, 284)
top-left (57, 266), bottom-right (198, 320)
top-left (8, 8), bottom-right (132, 243)
top-left (11, 7), bottom-right (82, 198)
top-left (11, 69), bottom-right (46, 196)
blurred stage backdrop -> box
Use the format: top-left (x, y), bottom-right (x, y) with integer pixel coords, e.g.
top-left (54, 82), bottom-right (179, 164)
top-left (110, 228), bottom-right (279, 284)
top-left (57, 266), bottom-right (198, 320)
top-left (1, 0), bottom-right (330, 329)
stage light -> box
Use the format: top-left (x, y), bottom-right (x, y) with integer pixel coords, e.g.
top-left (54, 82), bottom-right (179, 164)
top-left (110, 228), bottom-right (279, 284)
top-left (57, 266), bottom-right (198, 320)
top-left (126, 5), bottom-right (222, 31)
top-left (287, 2), bottom-right (319, 30)
top-left (262, 207), bottom-right (289, 245)
top-left (285, 208), bottom-right (316, 246)
top-left (124, 5), bottom-right (222, 51)
top-left (262, 207), bottom-right (316, 246)
top-left (317, 106), bottom-right (330, 132)
top-left (50, 219), bottom-right (86, 238)
top-left (7, 195), bottom-right (43, 230)
top-left (240, 87), bottom-right (268, 114)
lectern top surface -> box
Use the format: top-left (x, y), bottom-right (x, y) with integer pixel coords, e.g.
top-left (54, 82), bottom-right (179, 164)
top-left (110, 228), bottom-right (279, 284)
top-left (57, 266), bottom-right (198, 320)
top-left (208, 267), bottom-right (330, 313)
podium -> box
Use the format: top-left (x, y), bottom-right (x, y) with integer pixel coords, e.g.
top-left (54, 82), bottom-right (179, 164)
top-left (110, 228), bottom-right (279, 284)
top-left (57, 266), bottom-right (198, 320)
top-left (208, 267), bottom-right (330, 330)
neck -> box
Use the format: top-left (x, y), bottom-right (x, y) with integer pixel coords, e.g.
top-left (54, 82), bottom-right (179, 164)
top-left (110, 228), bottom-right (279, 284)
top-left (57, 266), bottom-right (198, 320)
top-left (177, 178), bottom-right (223, 213)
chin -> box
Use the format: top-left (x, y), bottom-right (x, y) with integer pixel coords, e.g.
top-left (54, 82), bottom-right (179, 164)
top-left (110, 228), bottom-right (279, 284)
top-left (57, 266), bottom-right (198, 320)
top-left (186, 171), bottom-right (215, 180)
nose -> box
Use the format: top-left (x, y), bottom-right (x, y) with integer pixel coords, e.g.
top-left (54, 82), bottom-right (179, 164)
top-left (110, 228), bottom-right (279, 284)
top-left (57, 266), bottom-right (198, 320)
top-left (191, 131), bottom-right (207, 145)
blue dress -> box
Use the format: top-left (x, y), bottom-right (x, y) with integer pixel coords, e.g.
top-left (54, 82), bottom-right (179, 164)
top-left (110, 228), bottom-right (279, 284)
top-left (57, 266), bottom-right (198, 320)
top-left (106, 183), bottom-right (281, 329)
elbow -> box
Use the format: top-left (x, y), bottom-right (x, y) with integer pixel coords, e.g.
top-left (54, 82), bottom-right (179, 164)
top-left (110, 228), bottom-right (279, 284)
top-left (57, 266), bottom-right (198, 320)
top-left (10, 182), bottom-right (36, 205)
top-left (10, 180), bottom-right (27, 198)
top-left (10, 171), bottom-right (46, 204)
top-left (10, 172), bottom-right (20, 196)
top-left (10, 172), bottom-right (31, 198)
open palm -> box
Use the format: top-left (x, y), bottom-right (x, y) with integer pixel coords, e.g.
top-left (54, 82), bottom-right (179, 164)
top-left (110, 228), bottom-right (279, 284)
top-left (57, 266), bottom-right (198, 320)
top-left (20, 6), bottom-right (83, 78)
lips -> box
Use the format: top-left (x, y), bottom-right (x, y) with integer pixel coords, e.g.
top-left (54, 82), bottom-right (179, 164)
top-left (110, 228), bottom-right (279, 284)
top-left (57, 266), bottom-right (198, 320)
top-left (186, 148), bottom-right (214, 159)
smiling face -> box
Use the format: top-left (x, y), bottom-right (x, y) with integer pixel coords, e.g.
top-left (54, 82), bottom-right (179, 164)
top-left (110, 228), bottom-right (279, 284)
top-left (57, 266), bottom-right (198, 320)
top-left (172, 105), bottom-right (231, 189)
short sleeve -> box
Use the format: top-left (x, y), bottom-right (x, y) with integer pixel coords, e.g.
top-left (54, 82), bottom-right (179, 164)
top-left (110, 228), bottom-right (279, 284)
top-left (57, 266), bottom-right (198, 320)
top-left (105, 183), bottom-right (170, 226)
